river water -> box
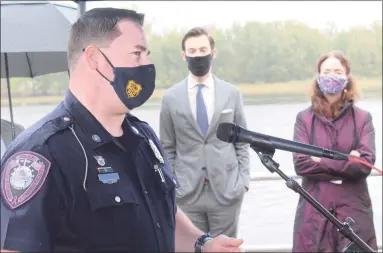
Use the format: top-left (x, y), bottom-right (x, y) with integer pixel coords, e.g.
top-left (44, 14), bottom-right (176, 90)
top-left (1, 99), bottom-right (382, 248)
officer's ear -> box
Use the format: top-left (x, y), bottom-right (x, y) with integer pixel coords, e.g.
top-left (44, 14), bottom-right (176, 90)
top-left (82, 46), bottom-right (100, 70)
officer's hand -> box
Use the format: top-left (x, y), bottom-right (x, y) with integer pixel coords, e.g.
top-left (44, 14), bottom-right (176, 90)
top-left (203, 235), bottom-right (245, 252)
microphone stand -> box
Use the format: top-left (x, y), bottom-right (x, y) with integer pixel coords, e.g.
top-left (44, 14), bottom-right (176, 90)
top-left (250, 143), bottom-right (375, 253)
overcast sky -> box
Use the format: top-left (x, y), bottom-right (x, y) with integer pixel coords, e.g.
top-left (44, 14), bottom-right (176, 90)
top-left (59, 1), bottom-right (382, 34)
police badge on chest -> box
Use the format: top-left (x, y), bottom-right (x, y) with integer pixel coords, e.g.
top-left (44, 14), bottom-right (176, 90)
top-left (148, 139), bottom-right (164, 164)
top-left (148, 139), bottom-right (178, 188)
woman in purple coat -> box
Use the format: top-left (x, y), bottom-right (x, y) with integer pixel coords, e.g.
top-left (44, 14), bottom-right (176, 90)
top-left (292, 50), bottom-right (377, 252)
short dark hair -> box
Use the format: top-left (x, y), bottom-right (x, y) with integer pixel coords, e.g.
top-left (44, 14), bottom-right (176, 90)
top-left (67, 8), bottom-right (145, 70)
top-left (181, 27), bottom-right (215, 51)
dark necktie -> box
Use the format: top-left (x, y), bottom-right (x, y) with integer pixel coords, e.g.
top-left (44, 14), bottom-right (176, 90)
top-left (196, 84), bottom-right (209, 136)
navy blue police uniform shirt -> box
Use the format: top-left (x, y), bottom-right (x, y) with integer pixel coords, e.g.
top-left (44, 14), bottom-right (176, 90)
top-left (0, 90), bottom-right (177, 252)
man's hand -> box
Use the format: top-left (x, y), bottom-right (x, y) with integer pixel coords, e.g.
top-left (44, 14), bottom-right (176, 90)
top-left (311, 156), bottom-right (321, 162)
top-left (203, 235), bottom-right (245, 252)
top-left (350, 150), bottom-right (361, 158)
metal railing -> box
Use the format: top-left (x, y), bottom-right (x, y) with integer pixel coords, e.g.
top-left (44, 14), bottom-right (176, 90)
top-left (249, 170), bottom-right (381, 182)
top-left (243, 171), bottom-right (382, 252)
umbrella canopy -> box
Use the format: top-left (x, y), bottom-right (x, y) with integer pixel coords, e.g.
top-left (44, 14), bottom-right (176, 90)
top-left (0, 1), bottom-right (78, 140)
top-left (0, 1), bottom-right (78, 78)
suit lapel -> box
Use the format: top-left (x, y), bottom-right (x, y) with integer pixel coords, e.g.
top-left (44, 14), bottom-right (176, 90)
top-left (206, 76), bottom-right (227, 138)
top-left (179, 78), bottom-right (204, 137)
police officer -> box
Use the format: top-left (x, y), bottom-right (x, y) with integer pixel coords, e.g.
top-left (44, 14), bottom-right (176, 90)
top-left (1, 8), bottom-right (245, 253)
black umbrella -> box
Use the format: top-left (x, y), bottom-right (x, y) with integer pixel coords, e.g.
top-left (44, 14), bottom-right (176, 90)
top-left (73, 0), bottom-right (87, 15)
top-left (0, 1), bottom-right (78, 139)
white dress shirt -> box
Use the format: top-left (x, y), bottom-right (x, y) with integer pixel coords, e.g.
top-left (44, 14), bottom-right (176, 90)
top-left (187, 73), bottom-right (215, 124)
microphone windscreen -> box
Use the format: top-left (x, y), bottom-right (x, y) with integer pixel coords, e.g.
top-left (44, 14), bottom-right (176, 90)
top-left (216, 123), bottom-right (236, 143)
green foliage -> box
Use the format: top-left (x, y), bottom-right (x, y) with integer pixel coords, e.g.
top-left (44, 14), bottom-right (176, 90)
top-left (146, 20), bottom-right (381, 86)
top-left (1, 20), bottom-right (381, 97)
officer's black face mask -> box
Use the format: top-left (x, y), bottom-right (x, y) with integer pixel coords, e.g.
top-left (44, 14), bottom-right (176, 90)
top-left (96, 50), bottom-right (156, 110)
top-left (186, 54), bottom-right (212, 77)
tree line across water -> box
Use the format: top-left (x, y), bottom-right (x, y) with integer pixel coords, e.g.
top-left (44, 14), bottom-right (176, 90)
top-left (1, 20), bottom-right (382, 98)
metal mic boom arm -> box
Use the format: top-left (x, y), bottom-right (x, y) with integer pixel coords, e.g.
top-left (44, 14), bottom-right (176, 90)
top-left (250, 144), bottom-right (375, 253)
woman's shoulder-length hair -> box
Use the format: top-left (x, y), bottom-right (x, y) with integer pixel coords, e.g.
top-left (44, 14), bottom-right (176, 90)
top-left (309, 50), bottom-right (361, 118)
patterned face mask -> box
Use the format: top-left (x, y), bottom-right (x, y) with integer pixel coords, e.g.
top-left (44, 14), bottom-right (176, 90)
top-left (96, 49), bottom-right (156, 110)
top-left (317, 74), bottom-right (348, 94)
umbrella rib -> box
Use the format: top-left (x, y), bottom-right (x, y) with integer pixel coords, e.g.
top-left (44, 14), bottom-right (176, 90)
top-left (25, 52), bottom-right (33, 77)
top-left (4, 53), bottom-right (16, 140)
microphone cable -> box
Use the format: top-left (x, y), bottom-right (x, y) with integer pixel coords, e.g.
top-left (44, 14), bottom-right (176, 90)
top-left (348, 156), bottom-right (382, 175)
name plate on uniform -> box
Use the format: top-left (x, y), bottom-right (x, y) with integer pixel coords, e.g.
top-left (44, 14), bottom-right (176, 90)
top-left (97, 167), bottom-right (119, 184)
top-left (97, 167), bottom-right (113, 174)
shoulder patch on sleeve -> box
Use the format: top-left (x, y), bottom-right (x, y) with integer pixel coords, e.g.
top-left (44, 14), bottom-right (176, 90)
top-left (1, 151), bottom-right (51, 209)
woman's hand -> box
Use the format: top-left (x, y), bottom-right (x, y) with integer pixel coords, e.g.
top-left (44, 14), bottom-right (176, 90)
top-left (350, 150), bottom-right (361, 157)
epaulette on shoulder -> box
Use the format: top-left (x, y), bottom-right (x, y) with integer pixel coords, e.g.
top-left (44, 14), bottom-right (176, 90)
top-left (9, 113), bottom-right (73, 152)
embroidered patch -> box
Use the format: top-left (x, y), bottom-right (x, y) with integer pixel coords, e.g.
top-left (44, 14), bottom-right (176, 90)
top-left (1, 151), bottom-right (51, 209)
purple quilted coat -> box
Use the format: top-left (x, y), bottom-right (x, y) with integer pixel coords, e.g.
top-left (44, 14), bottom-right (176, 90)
top-left (292, 101), bottom-right (377, 252)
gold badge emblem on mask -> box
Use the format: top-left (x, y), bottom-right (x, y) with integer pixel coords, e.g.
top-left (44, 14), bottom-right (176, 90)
top-left (126, 80), bottom-right (143, 98)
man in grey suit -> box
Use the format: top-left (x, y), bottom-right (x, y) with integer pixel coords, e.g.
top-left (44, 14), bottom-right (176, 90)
top-left (1, 118), bottom-right (24, 159)
top-left (159, 27), bottom-right (250, 238)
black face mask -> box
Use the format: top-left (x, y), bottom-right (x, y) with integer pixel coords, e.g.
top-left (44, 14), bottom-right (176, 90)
top-left (97, 50), bottom-right (156, 110)
top-left (186, 54), bottom-right (212, 77)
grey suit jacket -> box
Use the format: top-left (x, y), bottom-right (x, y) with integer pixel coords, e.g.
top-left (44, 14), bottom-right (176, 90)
top-left (159, 76), bottom-right (250, 206)
top-left (1, 119), bottom-right (24, 153)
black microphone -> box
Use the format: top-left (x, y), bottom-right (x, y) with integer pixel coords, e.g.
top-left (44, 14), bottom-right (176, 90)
top-left (216, 122), bottom-right (349, 161)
